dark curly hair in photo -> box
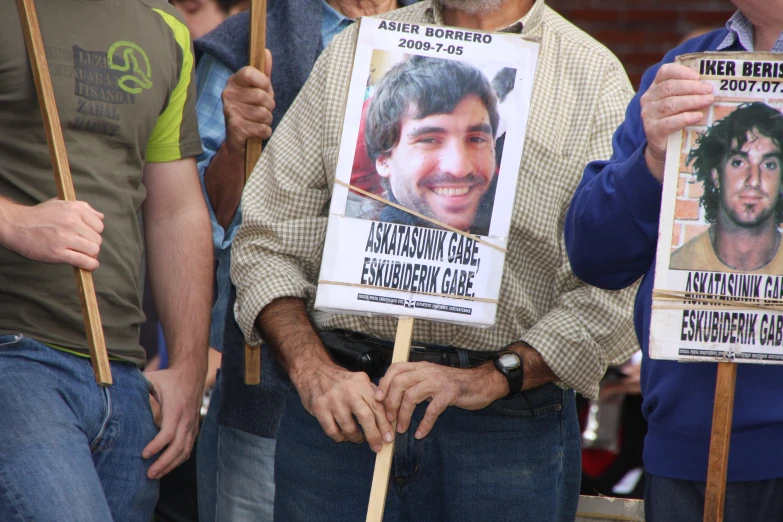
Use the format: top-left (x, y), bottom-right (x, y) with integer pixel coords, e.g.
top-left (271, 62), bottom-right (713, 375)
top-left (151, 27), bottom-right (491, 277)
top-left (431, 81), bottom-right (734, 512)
top-left (688, 101), bottom-right (783, 224)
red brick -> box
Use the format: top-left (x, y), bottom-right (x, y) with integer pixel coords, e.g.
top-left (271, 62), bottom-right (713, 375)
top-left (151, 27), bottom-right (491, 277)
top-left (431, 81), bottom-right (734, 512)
top-left (626, 10), bottom-right (680, 23)
top-left (696, 110), bottom-right (710, 127)
top-left (685, 12), bottom-right (736, 26)
top-left (562, 9), bottom-right (621, 22)
top-left (676, 176), bottom-right (685, 197)
top-left (712, 104), bottom-right (736, 123)
top-left (679, 151), bottom-right (692, 174)
top-left (675, 199), bottom-right (700, 220)
top-left (685, 177), bottom-right (705, 200)
top-left (671, 223), bottom-right (683, 249)
top-left (594, 30), bottom-right (680, 45)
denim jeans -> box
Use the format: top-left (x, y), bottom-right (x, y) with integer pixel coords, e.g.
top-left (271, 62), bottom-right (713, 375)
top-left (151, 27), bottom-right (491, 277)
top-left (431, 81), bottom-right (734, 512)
top-left (197, 375), bottom-right (276, 521)
top-left (274, 382), bottom-right (580, 522)
top-left (0, 334), bottom-right (159, 522)
top-left (645, 472), bottom-right (783, 522)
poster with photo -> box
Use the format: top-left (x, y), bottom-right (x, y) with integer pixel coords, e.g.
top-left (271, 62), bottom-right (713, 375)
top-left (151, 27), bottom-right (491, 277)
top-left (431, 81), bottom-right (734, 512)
top-left (651, 52), bottom-right (783, 363)
top-left (314, 17), bottom-right (539, 326)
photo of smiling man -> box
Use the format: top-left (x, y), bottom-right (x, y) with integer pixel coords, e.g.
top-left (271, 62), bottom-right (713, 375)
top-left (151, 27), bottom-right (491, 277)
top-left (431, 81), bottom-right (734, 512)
top-left (670, 102), bottom-right (783, 274)
top-left (346, 54), bottom-right (504, 237)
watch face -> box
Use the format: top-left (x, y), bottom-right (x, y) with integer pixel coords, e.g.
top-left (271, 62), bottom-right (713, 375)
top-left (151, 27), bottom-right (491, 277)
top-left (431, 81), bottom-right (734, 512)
top-left (499, 353), bottom-right (520, 370)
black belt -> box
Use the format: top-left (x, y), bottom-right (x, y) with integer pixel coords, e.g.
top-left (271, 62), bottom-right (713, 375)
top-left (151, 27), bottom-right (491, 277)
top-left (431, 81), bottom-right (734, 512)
top-left (319, 329), bottom-right (493, 378)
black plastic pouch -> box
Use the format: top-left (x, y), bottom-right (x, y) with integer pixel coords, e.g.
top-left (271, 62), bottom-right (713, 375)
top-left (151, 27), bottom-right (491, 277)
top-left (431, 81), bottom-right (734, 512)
top-left (318, 330), bottom-right (385, 379)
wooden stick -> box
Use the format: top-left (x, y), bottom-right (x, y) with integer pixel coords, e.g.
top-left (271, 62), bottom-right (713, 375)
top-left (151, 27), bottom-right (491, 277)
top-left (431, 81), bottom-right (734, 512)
top-left (243, 0), bottom-right (268, 385)
top-left (703, 362), bottom-right (737, 522)
top-left (17, 0), bottom-right (112, 386)
top-left (366, 316), bottom-right (414, 522)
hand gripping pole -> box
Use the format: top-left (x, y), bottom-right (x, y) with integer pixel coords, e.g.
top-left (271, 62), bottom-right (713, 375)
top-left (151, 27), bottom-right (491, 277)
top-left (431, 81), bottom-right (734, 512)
top-left (17, 0), bottom-right (112, 386)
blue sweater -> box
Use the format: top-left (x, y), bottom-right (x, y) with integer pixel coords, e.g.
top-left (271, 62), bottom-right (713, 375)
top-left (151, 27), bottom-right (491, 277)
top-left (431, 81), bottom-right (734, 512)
top-left (565, 29), bottom-right (783, 482)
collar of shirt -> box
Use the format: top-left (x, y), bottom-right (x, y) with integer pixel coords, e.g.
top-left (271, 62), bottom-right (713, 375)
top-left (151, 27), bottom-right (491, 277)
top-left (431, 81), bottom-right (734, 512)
top-left (423, 0), bottom-right (545, 34)
top-left (322, 0), bottom-right (355, 48)
top-left (718, 10), bottom-right (783, 52)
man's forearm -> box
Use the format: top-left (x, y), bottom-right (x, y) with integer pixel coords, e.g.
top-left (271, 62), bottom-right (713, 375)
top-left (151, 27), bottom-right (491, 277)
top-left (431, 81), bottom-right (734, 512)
top-left (256, 297), bottom-right (336, 386)
top-left (145, 204), bottom-right (212, 380)
top-left (204, 143), bottom-right (245, 229)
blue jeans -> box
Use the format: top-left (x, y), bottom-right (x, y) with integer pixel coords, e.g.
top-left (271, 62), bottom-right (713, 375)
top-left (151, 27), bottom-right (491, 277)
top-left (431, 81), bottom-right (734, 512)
top-left (274, 382), bottom-right (580, 522)
top-left (197, 375), bottom-right (276, 521)
top-left (645, 472), bottom-right (783, 522)
top-left (0, 334), bottom-right (158, 522)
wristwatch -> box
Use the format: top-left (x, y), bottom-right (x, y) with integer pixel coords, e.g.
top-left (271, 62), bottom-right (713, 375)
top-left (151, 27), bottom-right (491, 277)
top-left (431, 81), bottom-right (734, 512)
top-left (493, 351), bottom-right (524, 399)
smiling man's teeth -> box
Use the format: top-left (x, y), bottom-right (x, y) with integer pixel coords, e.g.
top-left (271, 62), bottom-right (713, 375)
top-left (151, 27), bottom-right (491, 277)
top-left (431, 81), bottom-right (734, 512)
top-left (433, 186), bottom-right (470, 196)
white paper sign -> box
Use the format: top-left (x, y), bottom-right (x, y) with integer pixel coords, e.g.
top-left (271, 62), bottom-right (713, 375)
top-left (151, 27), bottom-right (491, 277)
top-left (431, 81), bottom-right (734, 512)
top-left (651, 52), bottom-right (783, 363)
top-left (314, 17), bottom-right (539, 326)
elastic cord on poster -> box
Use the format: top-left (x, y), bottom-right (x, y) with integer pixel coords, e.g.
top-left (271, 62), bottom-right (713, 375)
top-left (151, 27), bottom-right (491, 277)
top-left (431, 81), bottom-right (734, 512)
top-left (317, 279), bottom-right (500, 304)
top-left (334, 179), bottom-right (507, 254)
top-left (652, 289), bottom-right (783, 312)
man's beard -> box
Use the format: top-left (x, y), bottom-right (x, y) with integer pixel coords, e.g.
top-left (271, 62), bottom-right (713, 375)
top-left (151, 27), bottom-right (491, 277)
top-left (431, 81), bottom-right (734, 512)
top-left (439, 0), bottom-right (508, 16)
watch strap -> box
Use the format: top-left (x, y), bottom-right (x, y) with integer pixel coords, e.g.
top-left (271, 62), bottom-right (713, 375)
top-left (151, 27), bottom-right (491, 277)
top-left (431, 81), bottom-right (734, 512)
top-left (494, 350), bottom-right (524, 399)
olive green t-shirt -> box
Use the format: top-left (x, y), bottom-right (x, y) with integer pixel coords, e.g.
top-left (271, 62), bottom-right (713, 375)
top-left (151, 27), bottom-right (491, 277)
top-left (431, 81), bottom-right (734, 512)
top-left (0, 0), bottom-right (203, 366)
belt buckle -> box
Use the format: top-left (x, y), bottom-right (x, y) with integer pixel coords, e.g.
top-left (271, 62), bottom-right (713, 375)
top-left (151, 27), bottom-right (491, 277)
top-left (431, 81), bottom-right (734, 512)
top-left (410, 344), bottom-right (430, 354)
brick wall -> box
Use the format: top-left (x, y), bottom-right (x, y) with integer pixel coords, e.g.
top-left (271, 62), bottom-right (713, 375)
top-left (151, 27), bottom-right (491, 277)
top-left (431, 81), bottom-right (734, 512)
top-left (547, 0), bottom-right (737, 88)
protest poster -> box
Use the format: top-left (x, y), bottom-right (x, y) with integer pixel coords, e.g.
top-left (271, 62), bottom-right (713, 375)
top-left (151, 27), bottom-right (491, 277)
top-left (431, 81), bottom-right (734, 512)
top-left (651, 52), bottom-right (783, 363)
top-left (314, 17), bottom-right (539, 326)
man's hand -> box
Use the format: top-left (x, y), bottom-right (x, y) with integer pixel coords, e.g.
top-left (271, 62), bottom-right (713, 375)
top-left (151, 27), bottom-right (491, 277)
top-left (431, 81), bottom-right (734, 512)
top-left (141, 366), bottom-right (203, 479)
top-left (0, 198), bottom-right (103, 270)
top-left (640, 63), bottom-right (713, 182)
top-left (376, 341), bottom-right (556, 440)
top-left (257, 297), bottom-right (395, 453)
top-left (204, 51), bottom-right (274, 227)
top-left (222, 53), bottom-right (275, 155)
top-left (376, 362), bottom-right (506, 440)
top-left (292, 363), bottom-right (395, 453)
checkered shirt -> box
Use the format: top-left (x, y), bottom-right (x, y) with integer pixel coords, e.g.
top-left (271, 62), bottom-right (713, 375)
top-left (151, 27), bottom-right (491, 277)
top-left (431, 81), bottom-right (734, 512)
top-left (718, 10), bottom-right (783, 52)
top-left (231, 0), bottom-right (639, 399)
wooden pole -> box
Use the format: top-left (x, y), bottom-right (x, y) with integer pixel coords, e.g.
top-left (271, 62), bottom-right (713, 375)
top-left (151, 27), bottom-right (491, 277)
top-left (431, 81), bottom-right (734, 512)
top-left (17, 0), bottom-right (112, 386)
top-left (703, 361), bottom-right (737, 522)
top-left (243, 0), bottom-right (267, 385)
top-left (366, 316), bottom-right (414, 522)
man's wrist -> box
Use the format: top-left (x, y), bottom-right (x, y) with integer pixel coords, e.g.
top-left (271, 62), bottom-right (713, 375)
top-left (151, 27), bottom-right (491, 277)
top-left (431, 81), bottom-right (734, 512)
top-left (165, 358), bottom-right (208, 381)
top-left (479, 360), bottom-right (512, 401)
top-left (0, 197), bottom-right (20, 247)
top-left (643, 144), bottom-right (665, 182)
top-left (503, 341), bottom-right (556, 391)
top-left (205, 142), bottom-right (246, 182)
top-left (221, 139), bottom-right (247, 160)
top-left (255, 298), bottom-right (338, 387)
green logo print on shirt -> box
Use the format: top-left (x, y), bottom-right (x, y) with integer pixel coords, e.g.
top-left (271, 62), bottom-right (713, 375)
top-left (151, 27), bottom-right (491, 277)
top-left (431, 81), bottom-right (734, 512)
top-left (108, 41), bottom-right (152, 94)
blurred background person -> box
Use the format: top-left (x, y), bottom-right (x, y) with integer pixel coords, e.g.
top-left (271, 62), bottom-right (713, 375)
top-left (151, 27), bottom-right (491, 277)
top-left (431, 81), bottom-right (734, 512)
top-left (191, 1), bottom-right (417, 521)
top-left (171, 0), bottom-right (250, 39)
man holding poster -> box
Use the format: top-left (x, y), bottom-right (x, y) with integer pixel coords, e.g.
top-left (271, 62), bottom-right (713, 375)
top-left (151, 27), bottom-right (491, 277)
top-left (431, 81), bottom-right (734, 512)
top-left (670, 102), bottom-right (783, 273)
top-left (565, 1), bottom-right (783, 520)
top-left (364, 55), bottom-right (498, 236)
top-left (232, 0), bottom-right (638, 519)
